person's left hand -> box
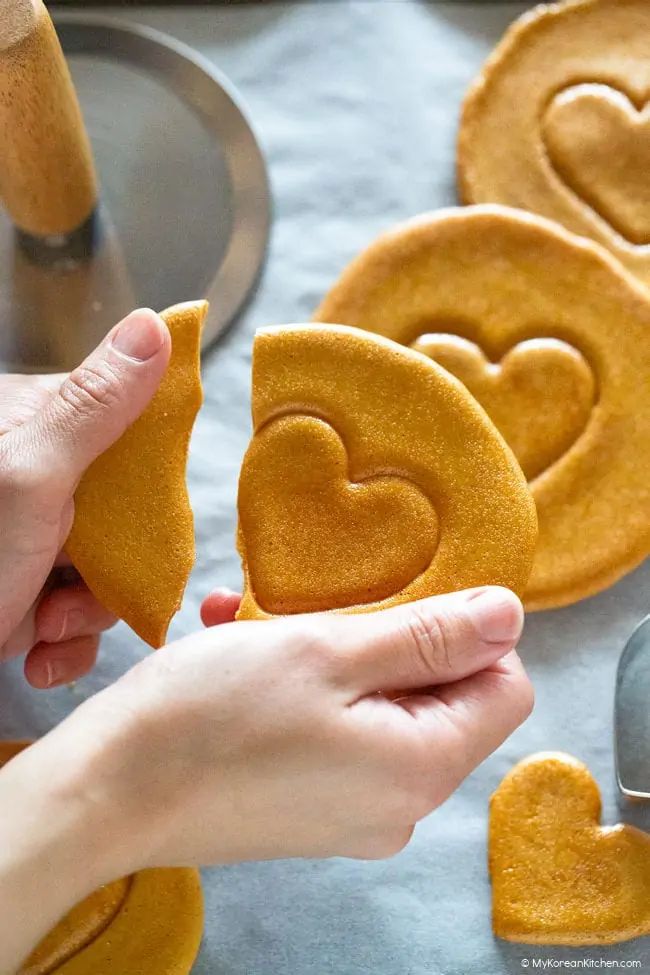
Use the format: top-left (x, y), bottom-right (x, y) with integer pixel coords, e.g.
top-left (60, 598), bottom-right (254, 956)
top-left (0, 309), bottom-right (171, 688)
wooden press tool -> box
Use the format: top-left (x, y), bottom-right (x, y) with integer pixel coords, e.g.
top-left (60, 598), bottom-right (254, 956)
top-left (0, 0), bottom-right (97, 239)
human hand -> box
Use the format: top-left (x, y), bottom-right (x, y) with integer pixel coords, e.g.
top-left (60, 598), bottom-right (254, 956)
top-left (0, 585), bottom-right (532, 972)
top-left (200, 586), bottom-right (242, 625)
top-left (0, 310), bottom-right (171, 687)
top-left (48, 585), bottom-right (532, 874)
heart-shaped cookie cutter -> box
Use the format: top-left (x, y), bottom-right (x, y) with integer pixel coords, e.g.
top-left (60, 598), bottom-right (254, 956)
top-left (615, 615), bottom-right (650, 800)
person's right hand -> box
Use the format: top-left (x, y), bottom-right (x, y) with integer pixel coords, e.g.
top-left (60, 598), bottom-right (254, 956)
top-left (21, 585), bottom-right (532, 877)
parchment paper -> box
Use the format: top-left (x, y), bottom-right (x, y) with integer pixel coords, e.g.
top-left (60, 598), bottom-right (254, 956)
top-left (3, 3), bottom-right (649, 972)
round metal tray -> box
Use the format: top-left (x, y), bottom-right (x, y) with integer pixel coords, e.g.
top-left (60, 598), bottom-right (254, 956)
top-left (0, 14), bottom-right (270, 372)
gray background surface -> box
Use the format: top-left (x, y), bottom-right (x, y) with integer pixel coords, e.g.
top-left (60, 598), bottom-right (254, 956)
top-left (2, 2), bottom-right (650, 972)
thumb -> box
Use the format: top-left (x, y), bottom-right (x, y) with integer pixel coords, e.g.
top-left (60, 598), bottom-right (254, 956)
top-left (331, 587), bottom-right (524, 695)
top-left (16, 309), bottom-right (171, 490)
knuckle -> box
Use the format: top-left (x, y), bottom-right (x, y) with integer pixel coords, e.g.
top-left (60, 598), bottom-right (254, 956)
top-left (284, 618), bottom-right (343, 676)
top-left (399, 765), bottom-right (441, 821)
top-left (400, 787), bottom-right (433, 823)
top-left (383, 827), bottom-right (414, 858)
top-left (361, 828), bottom-right (414, 861)
top-left (404, 604), bottom-right (454, 675)
top-left (0, 441), bottom-right (46, 499)
top-left (59, 363), bottom-right (121, 419)
top-left (316, 638), bottom-right (353, 680)
top-left (510, 672), bottom-right (535, 726)
top-left (380, 747), bottom-right (436, 822)
top-left (487, 664), bottom-right (535, 729)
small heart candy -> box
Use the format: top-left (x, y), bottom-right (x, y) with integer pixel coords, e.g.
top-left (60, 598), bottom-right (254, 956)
top-left (490, 752), bottom-right (650, 946)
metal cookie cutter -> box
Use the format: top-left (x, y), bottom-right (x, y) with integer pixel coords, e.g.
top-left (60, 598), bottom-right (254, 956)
top-left (615, 615), bottom-right (650, 800)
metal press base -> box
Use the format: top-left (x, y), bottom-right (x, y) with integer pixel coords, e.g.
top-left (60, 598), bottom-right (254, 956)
top-left (0, 15), bottom-right (270, 372)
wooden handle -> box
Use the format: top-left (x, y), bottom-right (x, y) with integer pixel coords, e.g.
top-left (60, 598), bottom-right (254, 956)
top-left (0, 0), bottom-right (97, 237)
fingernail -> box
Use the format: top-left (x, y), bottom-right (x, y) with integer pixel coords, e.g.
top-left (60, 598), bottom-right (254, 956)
top-left (111, 310), bottom-right (165, 362)
top-left (465, 588), bottom-right (523, 644)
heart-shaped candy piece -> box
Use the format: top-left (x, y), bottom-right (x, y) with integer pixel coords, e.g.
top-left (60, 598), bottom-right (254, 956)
top-left (411, 334), bottom-right (595, 481)
top-left (240, 415), bottom-right (439, 615)
top-left (236, 324), bottom-right (536, 620)
top-left (543, 84), bottom-right (650, 247)
top-left (490, 752), bottom-right (650, 945)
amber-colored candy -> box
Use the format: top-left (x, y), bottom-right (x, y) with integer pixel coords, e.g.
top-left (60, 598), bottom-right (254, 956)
top-left (0, 0), bottom-right (97, 236)
top-left (314, 206), bottom-right (650, 610)
top-left (0, 742), bottom-right (203, 975)
top-left (412, 334), bottom-right (595, 483)
top-left (490, 752), bottom-right (650, 946)
top-left (236, 323), bottom-right (536, 620)
top-left (458, 0), bottom-right (650, 285)
top-left (67, 301), bottom-right (207, 648)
